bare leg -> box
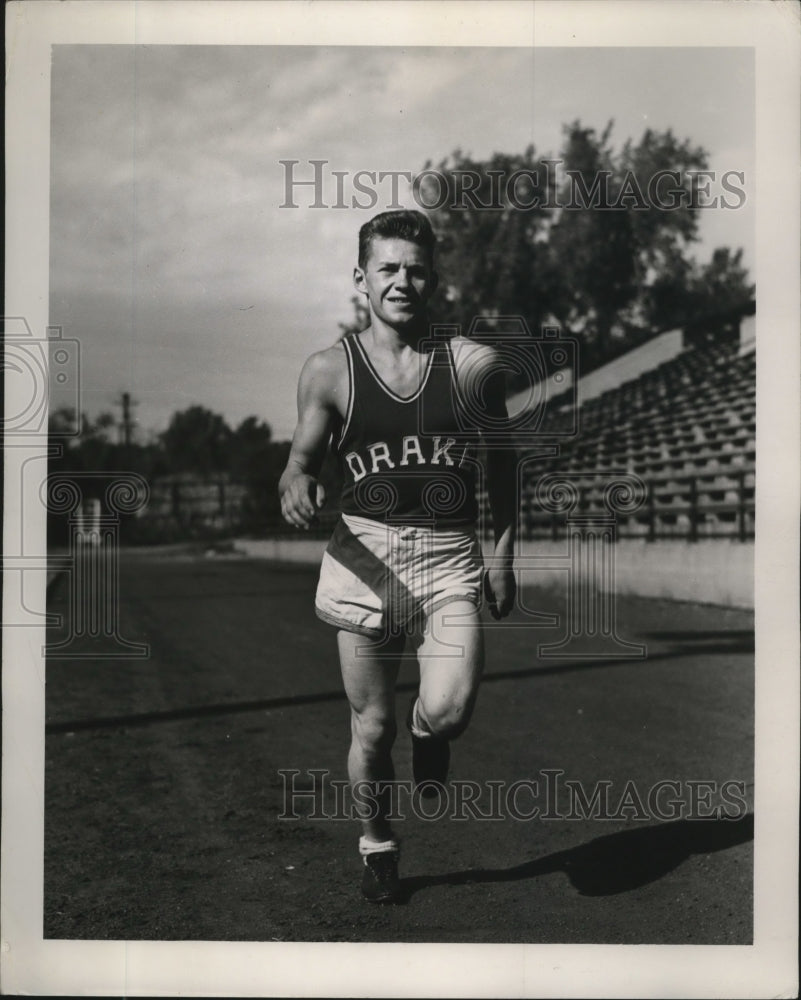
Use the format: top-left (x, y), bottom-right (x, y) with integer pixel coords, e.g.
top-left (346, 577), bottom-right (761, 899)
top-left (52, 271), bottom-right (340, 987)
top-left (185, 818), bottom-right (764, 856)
top-left (337, 630), bottom-right (404, 842)
top-left (414, 601), bottom-right (484, 740)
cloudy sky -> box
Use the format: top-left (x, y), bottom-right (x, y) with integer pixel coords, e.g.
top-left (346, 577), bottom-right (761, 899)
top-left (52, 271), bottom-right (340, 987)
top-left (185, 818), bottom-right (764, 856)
top-left (50, 45), bottom-right (754, 441)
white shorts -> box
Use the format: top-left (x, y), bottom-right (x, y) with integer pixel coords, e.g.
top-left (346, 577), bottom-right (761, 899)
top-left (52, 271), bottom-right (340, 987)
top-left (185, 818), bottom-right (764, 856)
top-left (315, 514), bottom-right (484, 638)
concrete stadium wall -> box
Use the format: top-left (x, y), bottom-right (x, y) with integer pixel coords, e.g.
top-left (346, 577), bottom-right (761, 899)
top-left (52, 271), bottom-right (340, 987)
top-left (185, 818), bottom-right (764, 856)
top-left (507, 368), bottom-right (574, 417)
top-left (576, 328), bottom-right (685, 405)
top-left (739, 313), bottom-right (756, 355)
top-left (235, 536), bottom-right (754, 609)
top-left (236, 537), bottom-right (328, 564)
top-left (507, 539), bottom-right (753, 609)
top-left (508, 315), bottom-right (751, 414)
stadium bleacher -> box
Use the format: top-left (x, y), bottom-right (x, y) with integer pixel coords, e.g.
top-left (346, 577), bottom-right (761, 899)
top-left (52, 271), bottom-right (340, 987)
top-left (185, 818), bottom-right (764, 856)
top-left (506, 336), bottom-right (756, 542)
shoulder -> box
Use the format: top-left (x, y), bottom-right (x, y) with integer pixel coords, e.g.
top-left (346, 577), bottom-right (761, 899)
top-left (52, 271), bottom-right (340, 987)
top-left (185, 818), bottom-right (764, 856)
top-left (298, 341), bottom-right (349, 405)
top-left (448, 336), bottom-right (507, 415)
top-left (448, 335), bottom-right (501, 380)
top-left (301, 341), bottom-right (348, 382)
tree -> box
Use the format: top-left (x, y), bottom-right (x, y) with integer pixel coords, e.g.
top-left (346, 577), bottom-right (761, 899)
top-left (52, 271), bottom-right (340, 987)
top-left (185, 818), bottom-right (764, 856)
top-left (159, 406), bottom-right (232, 475)
top-left (229, 415), bottom-right (272, 479)
top-left (48, 405), bottom-right (81, 440)
top-left (691, 247), bottom-right (754, 315)
top-left (338, 295), bottom-right (370, 339)
top-left (227, 416), bottom-right (277, 525)
top-left (337, 122), bottom-right (753, 374)
top-left (681, 248), bottom-right (755, 342)
top-left (422, 148), bottom-right (553, 339)
top-left (546, 122), bottom-right (712, 359)
top-left (48, 407), bottom-right (121, 473)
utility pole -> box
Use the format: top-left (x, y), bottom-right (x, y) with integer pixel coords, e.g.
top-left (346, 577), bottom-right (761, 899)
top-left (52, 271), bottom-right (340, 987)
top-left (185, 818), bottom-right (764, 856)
top-left (117, 392), bottom-right (137, 449)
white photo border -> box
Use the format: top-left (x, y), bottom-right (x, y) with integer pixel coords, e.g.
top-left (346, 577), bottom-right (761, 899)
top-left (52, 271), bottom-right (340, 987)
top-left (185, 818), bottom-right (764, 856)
top-left (3, 1), bottom-right (799, 996)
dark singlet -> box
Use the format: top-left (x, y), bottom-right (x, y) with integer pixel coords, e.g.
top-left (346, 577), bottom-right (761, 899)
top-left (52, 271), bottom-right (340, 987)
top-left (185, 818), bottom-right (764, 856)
top-left (336, 333), bottom-right (480, 527)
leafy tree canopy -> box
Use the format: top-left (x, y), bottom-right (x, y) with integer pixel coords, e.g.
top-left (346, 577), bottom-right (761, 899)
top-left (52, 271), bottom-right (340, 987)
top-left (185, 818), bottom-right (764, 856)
top-left (340, 121), bottom-right (754, 375)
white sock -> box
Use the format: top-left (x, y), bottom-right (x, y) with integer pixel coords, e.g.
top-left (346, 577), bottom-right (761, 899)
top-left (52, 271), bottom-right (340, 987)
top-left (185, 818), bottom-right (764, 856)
top-left (410, 697), bottom-right (433, 739)
top-left (359, 835), bottom-right (399, 857)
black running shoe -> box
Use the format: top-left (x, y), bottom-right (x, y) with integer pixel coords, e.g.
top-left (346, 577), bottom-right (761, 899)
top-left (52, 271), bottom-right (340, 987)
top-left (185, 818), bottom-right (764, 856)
top-left (407, 695), bottom-right (450, 797)
top-left (361, 849), bottom-right (402, 904)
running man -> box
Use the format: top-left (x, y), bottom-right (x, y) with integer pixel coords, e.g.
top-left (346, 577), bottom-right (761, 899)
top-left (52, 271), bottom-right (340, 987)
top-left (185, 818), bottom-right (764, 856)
top-left (279, 210), bottom-right (517, 903)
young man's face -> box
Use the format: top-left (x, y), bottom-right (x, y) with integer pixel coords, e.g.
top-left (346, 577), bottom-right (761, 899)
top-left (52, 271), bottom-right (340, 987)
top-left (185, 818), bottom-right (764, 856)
top-left (354, 237), bottom-right (438, 329)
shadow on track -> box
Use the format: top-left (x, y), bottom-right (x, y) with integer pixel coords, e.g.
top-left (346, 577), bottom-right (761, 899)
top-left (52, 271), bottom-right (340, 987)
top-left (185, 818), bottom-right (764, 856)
top-left (401, 814), bottom-right (753, 900)
top-left (640, 629), bottom-right (753, 642)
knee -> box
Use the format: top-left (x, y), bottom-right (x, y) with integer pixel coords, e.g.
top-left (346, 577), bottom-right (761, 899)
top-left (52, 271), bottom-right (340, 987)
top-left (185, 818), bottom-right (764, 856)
top-left (352, 710), bottom-right (396, 757)
top-left (420, 698), bottom-right (473, 741)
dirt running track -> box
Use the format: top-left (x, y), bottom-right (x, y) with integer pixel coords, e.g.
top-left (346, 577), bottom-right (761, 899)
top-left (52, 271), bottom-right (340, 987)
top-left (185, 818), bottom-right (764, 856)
top-left (44, 550), bottom-right (754, 944)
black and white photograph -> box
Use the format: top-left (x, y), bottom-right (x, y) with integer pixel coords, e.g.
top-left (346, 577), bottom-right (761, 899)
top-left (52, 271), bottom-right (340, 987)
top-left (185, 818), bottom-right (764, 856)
top-left (3, 1), bottom-right (798, 996)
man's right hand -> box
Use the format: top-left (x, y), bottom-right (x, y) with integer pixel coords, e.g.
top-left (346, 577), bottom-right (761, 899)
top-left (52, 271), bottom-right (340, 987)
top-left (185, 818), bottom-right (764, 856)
top-left (280, 474), bottom-right (327, 529)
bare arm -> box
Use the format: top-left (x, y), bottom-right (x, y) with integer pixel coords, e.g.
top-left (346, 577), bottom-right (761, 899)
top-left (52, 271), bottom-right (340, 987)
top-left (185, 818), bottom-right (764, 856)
top-left (279, 350), bottom-right (341, 529)
top-left (483, 361), bottom-right (518, 618)
top-left (454, 339), bottom-right (518, 618)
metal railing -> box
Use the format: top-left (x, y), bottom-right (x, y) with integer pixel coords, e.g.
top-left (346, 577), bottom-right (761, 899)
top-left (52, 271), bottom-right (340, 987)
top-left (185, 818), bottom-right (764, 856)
top-left (514, 468), bottom-right (754, 542)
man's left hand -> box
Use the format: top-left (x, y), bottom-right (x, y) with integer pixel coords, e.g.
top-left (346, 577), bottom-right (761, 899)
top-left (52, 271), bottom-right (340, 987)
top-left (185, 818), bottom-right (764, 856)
top-left (484, 567), bottom-right (516, 620)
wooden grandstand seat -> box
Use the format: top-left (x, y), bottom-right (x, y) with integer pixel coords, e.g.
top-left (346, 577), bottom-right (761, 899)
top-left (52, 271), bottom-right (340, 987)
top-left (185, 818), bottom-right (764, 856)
top-left (516, 336), bottom-right (755, 542)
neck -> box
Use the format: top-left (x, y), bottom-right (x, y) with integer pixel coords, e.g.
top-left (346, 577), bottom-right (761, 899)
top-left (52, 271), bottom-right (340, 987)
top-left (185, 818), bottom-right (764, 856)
top-left (366, 315), bottom-right (428, 353)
